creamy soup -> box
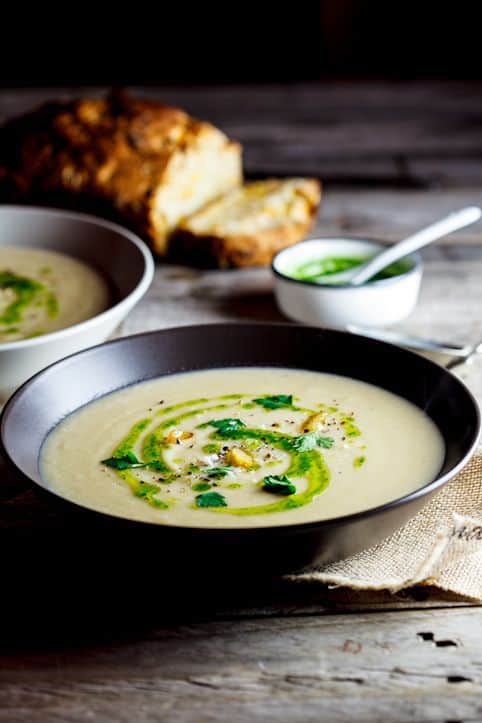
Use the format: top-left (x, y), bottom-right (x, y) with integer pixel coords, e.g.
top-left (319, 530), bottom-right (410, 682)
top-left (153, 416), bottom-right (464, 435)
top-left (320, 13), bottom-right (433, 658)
top-left (0, 247), bottom-right (111, 342)
top-left (41, 368), bottom-right (445, 528)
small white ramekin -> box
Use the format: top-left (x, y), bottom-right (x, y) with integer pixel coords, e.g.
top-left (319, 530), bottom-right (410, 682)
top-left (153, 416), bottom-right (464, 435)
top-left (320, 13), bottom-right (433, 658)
top-left (272, 237), bottom-right (423, 330)
top-left (0, 206), bottom-right (154, 401)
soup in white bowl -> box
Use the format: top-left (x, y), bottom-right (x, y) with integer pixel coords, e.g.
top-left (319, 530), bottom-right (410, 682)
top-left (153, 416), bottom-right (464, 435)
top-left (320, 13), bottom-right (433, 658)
top-left (0, 247), bottom-right (110, 343)
top-left (0, 206), bottom-right (153, 401)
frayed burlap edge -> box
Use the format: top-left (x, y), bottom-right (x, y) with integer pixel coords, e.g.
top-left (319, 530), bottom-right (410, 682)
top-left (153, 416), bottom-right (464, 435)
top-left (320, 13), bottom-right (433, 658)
top-left (289, 454), bottom-right (482, 602)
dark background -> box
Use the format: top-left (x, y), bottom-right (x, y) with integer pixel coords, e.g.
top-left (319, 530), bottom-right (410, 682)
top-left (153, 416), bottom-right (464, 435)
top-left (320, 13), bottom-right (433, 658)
top-left (1, 1), bottom-right (481, 86)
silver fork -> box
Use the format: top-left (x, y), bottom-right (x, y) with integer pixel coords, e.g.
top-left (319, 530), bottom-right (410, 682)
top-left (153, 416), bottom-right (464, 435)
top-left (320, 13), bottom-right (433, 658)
top-left (446, 340), bottom-right (482, 370)
top-left (347, 326), bottom-right (482, 370)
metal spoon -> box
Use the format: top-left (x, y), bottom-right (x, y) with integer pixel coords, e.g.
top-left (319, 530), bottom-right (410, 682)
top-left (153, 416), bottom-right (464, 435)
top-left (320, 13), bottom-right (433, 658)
top-left (323, 206), bottom-right (482, 286)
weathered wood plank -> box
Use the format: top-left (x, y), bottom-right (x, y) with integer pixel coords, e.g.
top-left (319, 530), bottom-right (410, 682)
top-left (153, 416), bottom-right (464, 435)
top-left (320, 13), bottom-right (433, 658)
top-left (3, 82), bottom-right (482, 124)
top-left (2, 83), bottom-right (482, 184)
top-left (316, 187), bottom-right (482, 243)
top-left (0, 608), bottom-right (481, 722)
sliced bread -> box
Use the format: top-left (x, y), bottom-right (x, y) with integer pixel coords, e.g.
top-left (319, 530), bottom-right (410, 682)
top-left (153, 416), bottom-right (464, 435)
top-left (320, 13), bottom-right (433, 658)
top-left (0, 95), bottom-right (242, 253)
top-left (172, 178), bottom-right (321, 268)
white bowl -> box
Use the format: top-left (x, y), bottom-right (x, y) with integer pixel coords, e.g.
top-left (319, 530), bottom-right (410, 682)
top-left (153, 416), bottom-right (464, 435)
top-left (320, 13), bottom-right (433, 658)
top-left (272, 237), bottom-right (423, 330)
top-left (0, 206), bottom-right (154, 401)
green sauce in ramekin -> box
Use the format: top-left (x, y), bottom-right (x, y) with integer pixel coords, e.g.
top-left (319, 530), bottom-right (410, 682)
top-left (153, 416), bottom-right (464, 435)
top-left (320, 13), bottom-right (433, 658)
top-left (287, 256), bottom-right (412, 284)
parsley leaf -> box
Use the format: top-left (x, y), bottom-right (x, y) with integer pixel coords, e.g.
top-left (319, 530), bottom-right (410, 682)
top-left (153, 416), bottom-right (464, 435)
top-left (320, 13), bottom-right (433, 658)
top-left (195, 491), bottom-right (228, 508)
top-left (252, 394), bottom-right (293, 410)
top-left (290, 433), bottom-right (334, 452)
top-left (101, 453), bottom-right (165, 471)
top-left (208, 418), bottom-right (246, 434)
top-left (101, 452), bottom-right (142, 470)
top-left (206, 466), bottom-right (233, 478)
top-left (262, 474), bottom-right (296, 495)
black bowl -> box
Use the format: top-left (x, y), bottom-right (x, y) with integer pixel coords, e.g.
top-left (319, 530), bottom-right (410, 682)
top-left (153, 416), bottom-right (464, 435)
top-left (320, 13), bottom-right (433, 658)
top-left (1, 323), bottom-right (480, 573)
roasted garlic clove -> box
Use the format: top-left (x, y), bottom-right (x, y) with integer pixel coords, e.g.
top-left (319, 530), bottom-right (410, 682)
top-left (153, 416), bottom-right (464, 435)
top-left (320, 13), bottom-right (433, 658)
top-left (226, 447), bottom-right (254, 469)
top-left (301, 412), bottom-right (326, 433)
top-left (165, 429), bottom-right (194, 445)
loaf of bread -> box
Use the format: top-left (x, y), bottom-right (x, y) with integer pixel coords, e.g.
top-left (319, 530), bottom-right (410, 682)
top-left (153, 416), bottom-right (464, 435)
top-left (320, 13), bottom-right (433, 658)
top-left (0, 95), bottom-right (242, 253)
top-left (171, 178), bottom-right (321, 267)
top-left (0, 96), bottom-right (322, 268)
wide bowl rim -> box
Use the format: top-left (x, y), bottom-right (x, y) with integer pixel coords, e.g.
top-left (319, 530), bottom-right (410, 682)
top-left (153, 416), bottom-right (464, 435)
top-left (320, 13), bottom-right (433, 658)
top-left (271, 236), bottom-right (423, 291)
top-left (0, 204), bottom-right (155, 351)
top-left (1, 322), bottom-right (479, 536)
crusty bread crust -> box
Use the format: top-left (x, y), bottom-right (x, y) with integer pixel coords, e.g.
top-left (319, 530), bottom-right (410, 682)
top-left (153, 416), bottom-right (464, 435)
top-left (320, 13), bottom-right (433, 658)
top-left (172, 220), bottom-right (316, 268)
top-left (172, 178), bottom-right (321, 268)
top-left (0, 94), bottom-right (242, 248)
top-left (0, 98), bottom-right (319, 268)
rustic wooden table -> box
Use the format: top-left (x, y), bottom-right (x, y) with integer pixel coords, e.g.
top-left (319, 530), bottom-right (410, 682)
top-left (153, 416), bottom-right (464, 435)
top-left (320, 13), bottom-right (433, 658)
top-left (1, 83), bottom-right (482, 722)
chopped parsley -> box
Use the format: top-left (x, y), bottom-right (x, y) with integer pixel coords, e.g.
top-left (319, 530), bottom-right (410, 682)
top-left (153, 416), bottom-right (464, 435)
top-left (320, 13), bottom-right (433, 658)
top-left (101, 452), bottom-right (165, 471)
top-left (206, 418), bottom-right (246, 434)
top-left (252, 394), bottom-right (293, 410)
top-left (262, 474), bottom-right (296, 495)
top-left (205, 466), bottom-right (233, 478)
top-left (195, 491), bottom-right (228, 508)
top-left (290, 432), bottom-right (334, 452)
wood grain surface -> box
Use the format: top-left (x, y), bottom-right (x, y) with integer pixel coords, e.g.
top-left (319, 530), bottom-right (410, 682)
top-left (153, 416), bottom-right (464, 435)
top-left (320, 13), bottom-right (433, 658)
top-left (2, 81), bottom-right (482, 186)
top-left (1, 84), bottom-right (482, 722)
top-left (0, 610), bottom-right (481, 722)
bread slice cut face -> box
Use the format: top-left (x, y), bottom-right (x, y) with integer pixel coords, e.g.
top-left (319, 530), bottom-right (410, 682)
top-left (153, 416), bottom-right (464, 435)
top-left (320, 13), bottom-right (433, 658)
top-left (173, 178), bottom-right (321, 267)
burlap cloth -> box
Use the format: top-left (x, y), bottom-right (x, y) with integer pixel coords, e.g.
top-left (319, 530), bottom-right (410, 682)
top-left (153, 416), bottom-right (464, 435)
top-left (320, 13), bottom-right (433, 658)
top-left (290, 452), bottom-right (482, 601)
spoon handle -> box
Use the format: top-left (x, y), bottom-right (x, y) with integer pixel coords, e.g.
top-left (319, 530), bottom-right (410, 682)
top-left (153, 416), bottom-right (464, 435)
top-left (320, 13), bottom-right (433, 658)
top-left (349, 206), bottom-right (482, 286)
